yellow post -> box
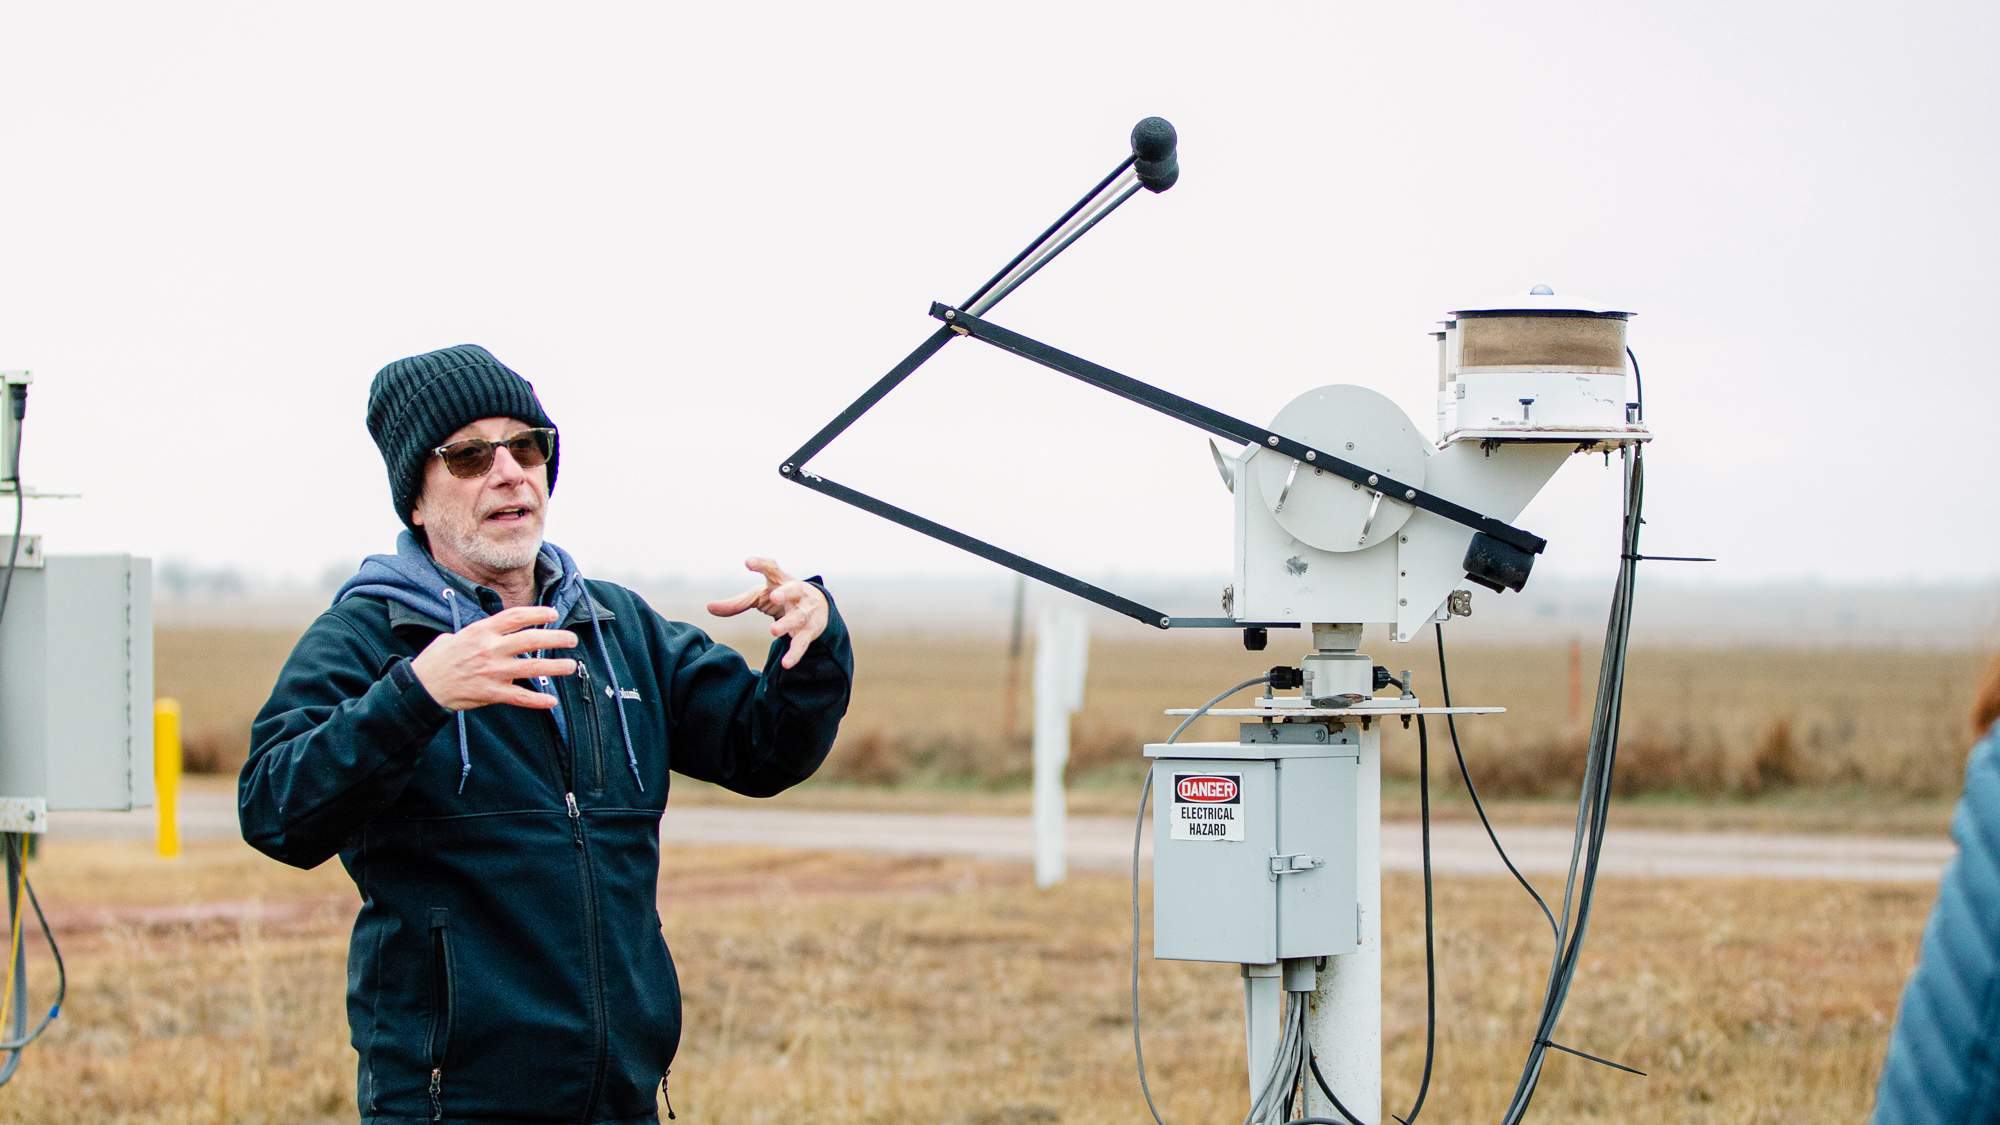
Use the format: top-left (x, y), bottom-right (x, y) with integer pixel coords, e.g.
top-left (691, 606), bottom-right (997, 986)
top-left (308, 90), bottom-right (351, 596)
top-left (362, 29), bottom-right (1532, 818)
top-left (154, 698), bottom-right (181, 858)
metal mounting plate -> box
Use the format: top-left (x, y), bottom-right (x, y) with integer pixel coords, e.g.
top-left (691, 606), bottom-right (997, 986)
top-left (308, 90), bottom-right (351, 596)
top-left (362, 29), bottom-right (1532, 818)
top-left (1162, 706), bottom-right (1505, 717)
top-left (0, 796), bottom-right (48, 833)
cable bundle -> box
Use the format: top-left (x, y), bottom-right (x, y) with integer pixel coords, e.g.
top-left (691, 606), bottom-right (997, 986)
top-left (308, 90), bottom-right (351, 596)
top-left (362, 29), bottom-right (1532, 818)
top-left (1484, 441), bottom-right (1647, 1123)
top-left (1244, 991), bottom-right (1312, 1125)
top-left (0, 834), bottom-right (65, 1086)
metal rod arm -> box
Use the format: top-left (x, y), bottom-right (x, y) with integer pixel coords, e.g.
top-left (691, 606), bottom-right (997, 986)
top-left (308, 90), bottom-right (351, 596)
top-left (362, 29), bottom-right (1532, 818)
top-left (962, 155), bottom-right (1137, 312)
top-left (784, 469), bottom-right (1173, 628)
top-left (932, 306), bottom-right (1548, 557)
top-left (782, 325), bottom-right (958, 475)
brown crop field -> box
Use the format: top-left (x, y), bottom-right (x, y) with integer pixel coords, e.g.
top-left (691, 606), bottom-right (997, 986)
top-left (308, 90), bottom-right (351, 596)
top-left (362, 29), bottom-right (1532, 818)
top-left (157, 626), bottom-right (1990, 834)
top-left (0, 838), bottom-right (1934, 1124)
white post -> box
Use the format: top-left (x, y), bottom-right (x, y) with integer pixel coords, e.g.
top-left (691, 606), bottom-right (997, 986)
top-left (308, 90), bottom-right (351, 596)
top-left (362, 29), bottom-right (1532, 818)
top-left (1031, 609), bottom-right (1088, 889)
top-left (1304, 721), bottom-right (1382, 1120)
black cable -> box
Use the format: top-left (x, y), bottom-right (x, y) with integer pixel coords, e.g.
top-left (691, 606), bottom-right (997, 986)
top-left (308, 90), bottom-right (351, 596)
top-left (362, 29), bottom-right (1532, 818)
top-left (0, 833), bottom-right (64, 1089)
top-left (18, 864), bottom-right (62, 1046)
top-left (0, 388), bottom-right (27, 631)
top-left (1259, 710), bottom-right (1441, 1125)
top-left (1393, 716), bottom-right (1436, 1125)
top-left (1308, 1050), bottom-right (1370, 1125)
top-left (1434, 626), bottom-right (1559, 942)
top-left (0, 490), bottom-right (21, 628)
top-left (1495, 442), bottom-right (1647, 1124)
top-left (0, 390), bottom-right (44, 1090)
top-left (1625, 347), bottom-right (1643, 421)
top-left (0, 387), bottom-right (64, 1086)
top-left (0, 838), bottom-right (62, 1053)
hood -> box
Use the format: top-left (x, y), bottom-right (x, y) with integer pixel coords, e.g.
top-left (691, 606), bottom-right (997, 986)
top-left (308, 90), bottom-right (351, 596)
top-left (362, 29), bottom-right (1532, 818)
top-left (334, 530), bottom-right (586, 630)
top-left (329, 529), bottom-right (611, 796)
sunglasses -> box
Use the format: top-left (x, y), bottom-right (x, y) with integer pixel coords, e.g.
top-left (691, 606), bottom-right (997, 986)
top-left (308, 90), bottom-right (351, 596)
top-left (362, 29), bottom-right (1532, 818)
top-left (431, 428), bottom-right (558, 479)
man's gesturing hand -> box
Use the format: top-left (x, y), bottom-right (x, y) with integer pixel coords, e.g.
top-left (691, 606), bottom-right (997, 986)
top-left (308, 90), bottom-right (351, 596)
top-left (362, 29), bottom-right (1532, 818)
top-left (409, 606), bottom-right (579, 712)
top-left (706, 558), bottom-right (828, 670)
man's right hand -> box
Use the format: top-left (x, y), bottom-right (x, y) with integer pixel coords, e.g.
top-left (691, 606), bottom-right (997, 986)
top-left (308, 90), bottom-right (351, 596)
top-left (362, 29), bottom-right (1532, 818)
top-left (409, 606), bottom-right (578, 712)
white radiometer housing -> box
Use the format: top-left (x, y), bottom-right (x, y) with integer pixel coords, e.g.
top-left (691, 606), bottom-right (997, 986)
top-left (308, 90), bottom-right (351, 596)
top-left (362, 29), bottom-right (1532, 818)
top-left (1226, 289), bottom-right (1650, 641)
top-left (1437, 288), bottom-right (1650, 446)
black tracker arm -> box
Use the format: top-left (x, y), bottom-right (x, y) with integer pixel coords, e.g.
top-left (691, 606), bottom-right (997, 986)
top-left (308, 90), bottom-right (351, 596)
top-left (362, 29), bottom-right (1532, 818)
top-left (926, 306), bottom-right (1548, 557)
top-left (779, 118), bottom-right (1547, 630)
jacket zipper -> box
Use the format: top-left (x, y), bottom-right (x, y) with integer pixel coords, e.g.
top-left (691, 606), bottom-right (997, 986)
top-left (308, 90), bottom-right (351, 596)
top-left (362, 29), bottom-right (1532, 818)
top-left (576, 663), bottom-right (604, 792)
top-left (567, 787), bottom-right (609, 1118)
top-left (426, 913), bottom-right (453, 1121)
top-left (550, 612), bottom-right (610, 1121)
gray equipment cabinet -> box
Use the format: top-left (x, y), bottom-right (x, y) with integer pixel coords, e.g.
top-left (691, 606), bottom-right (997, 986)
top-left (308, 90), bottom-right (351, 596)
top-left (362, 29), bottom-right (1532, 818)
top-left (0, 554), bottom-right (153, 815)
top-left (1148, 721), bottom-right (1359, 964)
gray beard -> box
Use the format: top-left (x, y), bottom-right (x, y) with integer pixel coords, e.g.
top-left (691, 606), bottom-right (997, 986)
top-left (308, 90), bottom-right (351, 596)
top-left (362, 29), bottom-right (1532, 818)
top-left (428, 507), bottom-right (542, 572)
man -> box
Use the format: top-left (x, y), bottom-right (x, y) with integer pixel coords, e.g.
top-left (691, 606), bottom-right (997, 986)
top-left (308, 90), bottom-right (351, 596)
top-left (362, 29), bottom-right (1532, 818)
top-left (239, 344), bottom-right (853, 1125)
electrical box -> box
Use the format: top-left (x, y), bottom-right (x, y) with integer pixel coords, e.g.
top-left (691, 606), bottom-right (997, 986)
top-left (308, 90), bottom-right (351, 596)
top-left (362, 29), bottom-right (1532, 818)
top-left (1148, 725), bottom-right (1359, 964)
top-left (0, 555), bottom-right (153, 811)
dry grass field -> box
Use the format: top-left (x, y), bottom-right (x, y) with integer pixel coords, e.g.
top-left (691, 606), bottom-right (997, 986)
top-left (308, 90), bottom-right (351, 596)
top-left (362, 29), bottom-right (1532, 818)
top-left (0, 838), bottom-right (1932, 1124)
top-left (157, 626), bottom-right (1991, 834)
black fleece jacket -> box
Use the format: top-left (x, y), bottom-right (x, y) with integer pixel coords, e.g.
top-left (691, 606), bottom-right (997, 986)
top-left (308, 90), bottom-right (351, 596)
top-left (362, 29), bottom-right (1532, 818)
top-left (238, 577), bottom-right (852, 1125)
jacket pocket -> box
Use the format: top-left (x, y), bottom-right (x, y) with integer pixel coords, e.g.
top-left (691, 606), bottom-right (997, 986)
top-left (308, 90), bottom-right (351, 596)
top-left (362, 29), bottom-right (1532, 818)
top-left (596, 908), bottom-right (685, 1118)
top-left (427, 908), bottom-right (455, 1119)
top-left (576, 663), bottom-right (605, 795)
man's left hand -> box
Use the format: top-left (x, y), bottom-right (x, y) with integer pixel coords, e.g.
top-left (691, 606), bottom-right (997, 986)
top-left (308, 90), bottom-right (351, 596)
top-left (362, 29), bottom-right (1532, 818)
top-left (706, 557), bottom-right (829, 670)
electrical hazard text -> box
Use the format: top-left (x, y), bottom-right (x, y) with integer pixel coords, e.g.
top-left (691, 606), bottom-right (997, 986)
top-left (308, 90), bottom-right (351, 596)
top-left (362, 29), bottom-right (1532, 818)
top-left (1170, 773), bottom-right (1245, 841)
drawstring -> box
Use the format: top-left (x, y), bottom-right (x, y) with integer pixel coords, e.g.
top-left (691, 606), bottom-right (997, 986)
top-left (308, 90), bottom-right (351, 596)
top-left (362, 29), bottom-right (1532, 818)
top-left (584, 591), bottom-right (644, 792)
top-left (443, 588), bottom-right (472, 794)
top-left (432, 561), bottom-right (636, 795)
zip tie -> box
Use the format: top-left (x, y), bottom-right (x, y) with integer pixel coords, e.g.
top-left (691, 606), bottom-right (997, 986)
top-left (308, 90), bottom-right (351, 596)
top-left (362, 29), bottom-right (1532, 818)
top-left (1534, 1037), bottom-right (1646, 1076)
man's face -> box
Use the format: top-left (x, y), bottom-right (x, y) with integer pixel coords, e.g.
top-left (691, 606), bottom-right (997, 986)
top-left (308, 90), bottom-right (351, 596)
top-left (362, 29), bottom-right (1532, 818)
top-left (411, 416), bottom-right (550, 576)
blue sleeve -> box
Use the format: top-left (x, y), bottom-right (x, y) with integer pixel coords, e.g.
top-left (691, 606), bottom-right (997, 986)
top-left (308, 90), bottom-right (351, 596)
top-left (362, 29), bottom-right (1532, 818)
top-left (1871, 728), bottom-right (2000, 1125)
top-left (655, 579), bottom-right (854, 798)
top-left (237, 610), bottom-right (453, 869)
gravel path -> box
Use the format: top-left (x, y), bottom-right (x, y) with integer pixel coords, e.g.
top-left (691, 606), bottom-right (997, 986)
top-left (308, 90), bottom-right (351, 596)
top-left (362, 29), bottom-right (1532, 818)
top-left (50, 788), bottom-right (1955, 882)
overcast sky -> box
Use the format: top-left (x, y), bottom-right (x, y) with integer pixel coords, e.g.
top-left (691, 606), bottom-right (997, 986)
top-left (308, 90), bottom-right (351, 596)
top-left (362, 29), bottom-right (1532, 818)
top-left (0, 2), bottom-right (1993, 594)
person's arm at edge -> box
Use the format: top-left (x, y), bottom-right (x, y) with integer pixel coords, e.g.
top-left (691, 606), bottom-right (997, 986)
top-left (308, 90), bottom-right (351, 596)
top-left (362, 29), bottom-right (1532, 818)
top-left (238, 608), bottom-right (453, 868)
top-left (1869, 725), bottom-right (2000, 1124)
top-left (656, 578), bottom-right (853, 797)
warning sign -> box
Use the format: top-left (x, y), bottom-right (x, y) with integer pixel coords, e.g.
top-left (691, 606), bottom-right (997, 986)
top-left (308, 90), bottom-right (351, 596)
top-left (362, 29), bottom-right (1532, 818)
top-left (1170, 773), bottom-right (1245, 842)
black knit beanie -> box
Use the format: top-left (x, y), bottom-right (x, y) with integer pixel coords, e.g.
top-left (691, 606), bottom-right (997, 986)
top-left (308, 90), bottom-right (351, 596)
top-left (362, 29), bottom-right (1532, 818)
top-left (366, 344), bottom-right (558, 531)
